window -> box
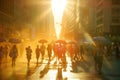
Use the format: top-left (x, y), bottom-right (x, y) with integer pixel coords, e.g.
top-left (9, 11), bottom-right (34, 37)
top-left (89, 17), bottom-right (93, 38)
top-left (112, 8), bottom-right (120, 15)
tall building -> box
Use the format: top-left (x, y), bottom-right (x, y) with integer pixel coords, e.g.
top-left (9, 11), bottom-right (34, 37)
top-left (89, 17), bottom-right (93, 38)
top-left (88, 0), bottom-right (120, 36)
top-left (0, 0), bottom-right (15, 38)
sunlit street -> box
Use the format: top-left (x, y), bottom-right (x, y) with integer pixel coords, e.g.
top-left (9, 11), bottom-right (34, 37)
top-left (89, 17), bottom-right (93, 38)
top-left (0, 0), bottom-right (120, 80)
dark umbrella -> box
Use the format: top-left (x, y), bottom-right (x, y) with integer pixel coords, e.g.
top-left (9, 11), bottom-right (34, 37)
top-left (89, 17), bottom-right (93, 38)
top-left (39, 39), bottom-right (47, 43)
top-left (0, 38), bottom-right (7, 42)
top-left (55, 40), bottom-right (66, 44)
top-left (9, 38), bottom-right (21, 44)
top-left (93, 36), bottom-right (111, 45)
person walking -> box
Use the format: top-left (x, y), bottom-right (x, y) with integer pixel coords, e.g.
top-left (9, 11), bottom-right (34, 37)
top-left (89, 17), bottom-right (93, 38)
top-left (94, 44), bottom-right (104, 74)
top-left (3, 45), bottom-right (8, 59)
top-left (40, 44), bottom-right (46, 60)
top-left (26, 46), bottom-right (32, 66)
top-left (79, 45), bottom-right (84, 60)
top-left (9, 45), bottom-right (18, 67)
top-left (115, 43), bottom-right (120, 59)
top-left (47, 43), bottom-right (52, 61)
top-left (0, 46), bottom-right (3, 67)
top-left (35, 45), bottom-right (40, 65)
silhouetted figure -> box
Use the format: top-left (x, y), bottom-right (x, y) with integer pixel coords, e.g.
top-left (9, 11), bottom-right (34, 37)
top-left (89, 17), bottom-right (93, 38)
top-left (74, 45), bottom-right (79, 61)
top-left (80, 45), bottom-right (84, 60)
top-left (68, 44), bottom-right (74, 60)
top-left (47, 44), bottom-right (52, 61)
top-left (35, 45), bottom-right (40, 65)
top-left (94, 44), bottom-right (103, 74)
top-left (0, 46), bottom-right (3, 66)
top-left (40, 44), bottom-right (46, 60)
top-left (26, 46), bottom-right (32, 66)
top-left (57, 44), bottom-right (63, 63)
top-left (61, 44), bottom-right (67, 71)
top-left (56, 65), bottom-right (63, 80)
top-left (9, 45), bottom-right (18, 67)
top-left (115, 44), bottom-right (120, 59)
top-left (71, 59), bottom-right (77, 72)
top-left (3, 45), bottom-right (8, 59)
top-left (53, 44), bottom-right (58, 62)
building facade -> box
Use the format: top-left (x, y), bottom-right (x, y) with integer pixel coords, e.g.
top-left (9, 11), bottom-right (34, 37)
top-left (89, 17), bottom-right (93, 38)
top-left (88, 0), bottom-right (120, 36)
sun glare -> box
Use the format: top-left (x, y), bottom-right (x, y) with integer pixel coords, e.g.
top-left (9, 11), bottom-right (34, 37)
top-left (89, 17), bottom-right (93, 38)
top-left (51, 0), bottom-right (67, 39)
top-left (51, 0), bottom-right (67, 19)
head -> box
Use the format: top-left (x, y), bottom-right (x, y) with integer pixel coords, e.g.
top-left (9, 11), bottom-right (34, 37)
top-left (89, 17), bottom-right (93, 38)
top-left (13, 45), bottom-right (16, 48)
top-left (37, 45), bottom-right (39, 48)
top-left (28, 46), bottom-right (30, 49)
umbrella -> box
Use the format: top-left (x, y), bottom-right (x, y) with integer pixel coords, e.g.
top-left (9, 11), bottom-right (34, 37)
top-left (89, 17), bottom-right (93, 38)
top-left (0, 38), bottom-right (7, 42)
top-left (67, 41), bottom-right (77, 44)
top-left (93, 36), bottom-right (111, 45)
top-left (9, 38), bottom-right (21, 44)
top-left (39, 39), bottom-right (47, 43)
top-left (55, 40), bottom-right (66, 44)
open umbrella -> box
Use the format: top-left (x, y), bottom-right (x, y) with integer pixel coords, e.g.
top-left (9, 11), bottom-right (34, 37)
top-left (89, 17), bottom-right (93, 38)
top-left (39, 39), bottom-right (47, 43)
top-left (67, 41), bottom-right (77, 44)
top-left (0, 38), bottom-right (7, 42)
top-left (93, 36), bottom-right (111, 45)
top-left (9, 38), bottom-right (21, 44)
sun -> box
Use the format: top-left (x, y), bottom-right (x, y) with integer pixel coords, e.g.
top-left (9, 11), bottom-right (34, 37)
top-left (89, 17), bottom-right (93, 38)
top-left (51, 0), bottom-right (67, 18)
top-left (51, 0), bottom-right (67, 39)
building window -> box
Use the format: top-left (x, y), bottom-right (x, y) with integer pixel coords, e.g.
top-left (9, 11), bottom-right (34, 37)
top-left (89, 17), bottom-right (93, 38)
top-left (97, 18), bottom-right (103, 25)
top-left (96, 10), bottom-right (103, 18)
top-left (110, 25), bottom-right (120, 35)
top-left (112, 8), bottom-right (120, 16)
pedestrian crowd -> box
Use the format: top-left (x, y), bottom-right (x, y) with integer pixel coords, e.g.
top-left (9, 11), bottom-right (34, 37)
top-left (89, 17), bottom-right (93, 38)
top-left (0, 41), bottom-right (120, 74)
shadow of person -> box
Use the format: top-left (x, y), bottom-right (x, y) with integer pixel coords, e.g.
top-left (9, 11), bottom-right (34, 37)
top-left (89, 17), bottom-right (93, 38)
top-left (40, 62), bottom-right (50, 78)
top-left (0, 67), bottom-right (3, 80)
top-left (26, 67), bottom-right (31, 76)
top-left (56, 65), bottom-right (63, 80)
top-left (35, 61), bottom-right (43, 68)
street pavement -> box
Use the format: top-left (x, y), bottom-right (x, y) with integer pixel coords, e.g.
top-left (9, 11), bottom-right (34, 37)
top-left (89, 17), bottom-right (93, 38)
top-left (0, 52), bottom-right (120, 80)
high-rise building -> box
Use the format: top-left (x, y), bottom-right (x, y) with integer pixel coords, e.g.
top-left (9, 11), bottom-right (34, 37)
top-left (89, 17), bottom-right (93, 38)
top-left (88, 0), bottom-right (120, 36)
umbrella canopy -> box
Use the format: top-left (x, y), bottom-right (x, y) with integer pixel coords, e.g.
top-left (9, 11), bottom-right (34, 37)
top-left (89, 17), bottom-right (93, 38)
top-left (9, 38), bottom-right (21, 44)
top-left (39, 39), bottom-right (47, 43)
top-left (93, 36), bottom-right (111, 45)
top-left (0, 38), bottom-right (7, 42)
top-left (67, 41), bottom-right (77, 44)
top-left (55, 40), bottom-right (66, 44)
